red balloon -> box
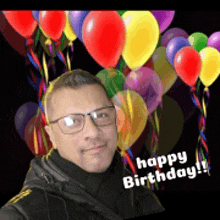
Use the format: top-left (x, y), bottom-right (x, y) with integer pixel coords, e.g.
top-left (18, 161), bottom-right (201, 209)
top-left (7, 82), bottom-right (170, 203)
top-left (3, 11), bottom-right (37, 38)
top-left (143, 56), bottom-right (154, 69)
top-left (174, 46), bottom-right (201, 87)
top-left (82, 11), bottom-right (126, 68)
top-left (39, 11), bottom-right (66, 41)
top-left (24, 115), bottom-right (52, 156)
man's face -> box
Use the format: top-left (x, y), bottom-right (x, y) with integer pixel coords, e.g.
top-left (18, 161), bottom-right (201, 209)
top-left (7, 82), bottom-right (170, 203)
top-left (45, 84), bottom-right (118, 173)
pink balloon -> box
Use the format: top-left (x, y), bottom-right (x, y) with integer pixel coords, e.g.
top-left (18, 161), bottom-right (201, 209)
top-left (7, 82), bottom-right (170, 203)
top-left (124, 67), bottom-right (162, 115)
top-left (161, 27), bottom-right (189, 47)
top-left (151, 11), bottom-right (175, 33)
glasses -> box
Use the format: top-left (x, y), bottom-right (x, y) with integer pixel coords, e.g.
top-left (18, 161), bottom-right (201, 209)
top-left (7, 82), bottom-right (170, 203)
top-left (48, 106), bottom-right (116, 134)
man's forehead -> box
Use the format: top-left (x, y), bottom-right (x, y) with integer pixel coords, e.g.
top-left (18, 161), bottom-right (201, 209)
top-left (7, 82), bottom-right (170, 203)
top-left (48, 84), bottom-right (112, 119)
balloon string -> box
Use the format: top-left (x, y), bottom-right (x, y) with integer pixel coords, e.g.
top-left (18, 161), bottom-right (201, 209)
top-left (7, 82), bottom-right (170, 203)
top-left (200, 87), bottom-right (210, 173)
top-left (26, 38), bottom-right (50, 156)
top-left (55, 40), bottom-right (68, 72)
top-left (191, 85), bottom-right (210, 174)
top-left (42, 52), bottom-right (49, 86)
top-left (33, 125), bottom-right (39, 155)
top-left (124, 151), bottom-right (137, 174)
top-left (148, 107), bottom-right (164, 190)
top-left (117, 146), bottom-right (136, 174)
top-left (45, 38), bottom-right (56, 77)
top-left (66, 41), bottom-right (74, 71)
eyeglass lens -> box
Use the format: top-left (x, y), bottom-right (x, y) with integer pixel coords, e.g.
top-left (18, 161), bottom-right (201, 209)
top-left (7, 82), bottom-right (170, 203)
top-left (58, 107), bottom-right (115, 134)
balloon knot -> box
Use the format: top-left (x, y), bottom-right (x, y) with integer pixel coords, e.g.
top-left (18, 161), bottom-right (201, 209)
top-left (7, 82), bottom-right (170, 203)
top-left (45, 38), bottom-right (52, 45)
top-left (190, 86), bottom-right (197, 92)
top-left (204, 87), bottom-right (209, 91)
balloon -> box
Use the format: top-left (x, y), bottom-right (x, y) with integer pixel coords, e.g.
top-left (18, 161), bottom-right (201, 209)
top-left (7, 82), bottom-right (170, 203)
top-left (82, 11), bottom-right (126, 69)
top-left (69, 11), bottom-right (89, 41)
top-left (166, 37), bottom-right (191, 66)
top-left (39, 27), bottom-right (69, 58)
top-left (0, 12), bottom-right (26, 56)
top-left (122, 57), bottom-right (154, 77)
top-left (124, 67), bottom-right (162, 115)
top-left (39, 11), bottom-right (66, 40)
top-left (174, 46), bottom-right (202, 87)
top-left (64, 11), bottom-right (77, 42)
top-left (188, 32), bottom-right (208, 52)
top-left (122, 11), bottom-right (159, 69)
top-left (14, 102), bottom-right (39, 139)
top-left (117, 10), bottom-right (127, 16)
top-left (151, 10), bottom-right (175, 33)
top-left (161, 27), bottom-right (189, 47)
top-left (32, 10), bottom-right (39, 22)
top-left (112, 90), bottom-right (148, 150)
top-left (96, 68), bottom-right (125, 98)
top-left (115, 105), bottom-right (126, 132)
top-left (199, 47), bottom-right (220, 87)
top-left (145, 95), bottom-right (184, 156)
top-left (207, 31), bottom-right (220, 51)
top-left (3, 11), bottom-right (37, 38)
top-left (152, 46), bottom-right (178, 94)
top-left (24, 114), bottom-right (52, 156)
top-left (143, 57), bottom-right (154, 69)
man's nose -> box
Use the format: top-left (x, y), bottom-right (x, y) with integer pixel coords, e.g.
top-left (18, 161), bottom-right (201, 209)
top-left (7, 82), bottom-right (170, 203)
top-left (83, 115), bottom-right (100, 138)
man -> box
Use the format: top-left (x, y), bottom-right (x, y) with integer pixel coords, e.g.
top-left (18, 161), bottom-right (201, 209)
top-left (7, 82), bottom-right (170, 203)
top-left (0, 69), bottom-right (164, 219)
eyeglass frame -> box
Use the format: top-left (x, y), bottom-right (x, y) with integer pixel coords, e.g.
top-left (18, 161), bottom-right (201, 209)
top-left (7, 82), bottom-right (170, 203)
top-left (47, 105), bottom-right (116, 134)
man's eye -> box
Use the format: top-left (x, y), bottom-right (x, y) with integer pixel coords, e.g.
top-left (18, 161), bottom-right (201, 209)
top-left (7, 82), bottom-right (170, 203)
top-left (97, 113), bottom-right (108, 118)
top-left (63, 117), bottom-right (80, 127)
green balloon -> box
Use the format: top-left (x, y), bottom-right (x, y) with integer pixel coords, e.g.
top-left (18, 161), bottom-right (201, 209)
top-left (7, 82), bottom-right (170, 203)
top-left (117, 10), bottom-right (126, 16)
top-left (188, 32), bottom-right (208, 52)
top-left (96, 69), bottom-right (125, 98)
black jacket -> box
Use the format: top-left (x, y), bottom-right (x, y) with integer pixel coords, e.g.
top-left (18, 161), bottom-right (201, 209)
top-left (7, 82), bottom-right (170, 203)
top-left (0, 149), bottom-right (164, 220)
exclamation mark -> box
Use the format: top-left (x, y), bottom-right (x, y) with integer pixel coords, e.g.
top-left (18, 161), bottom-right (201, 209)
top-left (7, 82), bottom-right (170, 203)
top-left (196, 162), bottom-right (202, 174)
top-left (201, 160), bottom-right (210, 175)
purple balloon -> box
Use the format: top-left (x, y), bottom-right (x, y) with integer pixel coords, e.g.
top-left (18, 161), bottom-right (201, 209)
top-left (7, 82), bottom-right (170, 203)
top-left (32, 11), bottom-right (39, 22)
top-left (124, 67), bottom-right (162, 115)
top-left (161, 28), bottom-right (189, 47)
top-left (207, 31), bottom-right (220, 51)
top-left (14, 102), bottom-right (39, 139)
top-left (151, 11), bottom-right (175, 33)
top-left (166, 37), bottom-right (191, 67)
top-left (69, 11), bottom-right (90, 41)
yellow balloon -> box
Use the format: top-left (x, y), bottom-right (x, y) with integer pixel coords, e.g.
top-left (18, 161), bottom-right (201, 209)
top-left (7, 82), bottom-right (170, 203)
top-left (122, 11), bottom-right (159, 69)
top-left (112, 90), bottom-right (148, 151)
top-left (199, 47), bottom-right (220, 87)
top-left (64, 11), bottom-right (77, 42)
top-left (152, 46), bottom-right (178, 94)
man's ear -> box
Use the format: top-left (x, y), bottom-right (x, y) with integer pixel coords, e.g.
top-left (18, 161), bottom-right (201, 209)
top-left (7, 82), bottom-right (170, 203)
top-left (44, 125), bottom-right (51, 136)
top-left (44, 125), bottom-right (57, 149)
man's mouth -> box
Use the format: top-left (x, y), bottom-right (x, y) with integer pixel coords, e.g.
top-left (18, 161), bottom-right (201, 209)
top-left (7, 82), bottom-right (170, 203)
top-left (84, 145), bottom-right (105, 153)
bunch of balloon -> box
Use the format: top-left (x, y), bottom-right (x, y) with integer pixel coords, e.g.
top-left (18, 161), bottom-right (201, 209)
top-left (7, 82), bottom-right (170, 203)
top-left (96, 68), bottom-right (139, 174)
top-left (3, 11), bottom-right (64, 156)
top-left (197, 44), bottom-right (220, 173)
top-left (14, 102), bottom-right (52, 156)
top-left (116, 11), bottom-right (174, 190)
top-left (165, 28), bottom-right (220, 174)
top-left (38, 11), bottom-right (70, 74)
top-left (121, 11), bottom-right (160, 177)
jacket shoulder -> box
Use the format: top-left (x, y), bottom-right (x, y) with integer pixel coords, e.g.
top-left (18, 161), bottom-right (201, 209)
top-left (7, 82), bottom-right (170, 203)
top-left (0, 205), bottom-right (26, 220)
top-left (0, 187), bottom-right (49, 220)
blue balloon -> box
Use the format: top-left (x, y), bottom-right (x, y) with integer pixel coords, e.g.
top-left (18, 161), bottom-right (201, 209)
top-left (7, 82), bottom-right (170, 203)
top-left (69, 11), bottom-right (90, 41)
top-left (166, 37), bottom-right (191, 67)
top-left (14, 102), bottom-right (39, 139)
top-left (32, 11), bottom-right (39, 22)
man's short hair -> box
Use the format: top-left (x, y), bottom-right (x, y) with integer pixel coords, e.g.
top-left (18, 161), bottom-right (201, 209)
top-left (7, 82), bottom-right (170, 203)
top-left (42, 69), bottom-right (112, 124)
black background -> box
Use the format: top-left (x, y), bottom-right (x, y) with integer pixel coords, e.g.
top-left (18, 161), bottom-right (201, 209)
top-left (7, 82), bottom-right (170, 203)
top-left (1, 10), bottom-right (220, 218)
